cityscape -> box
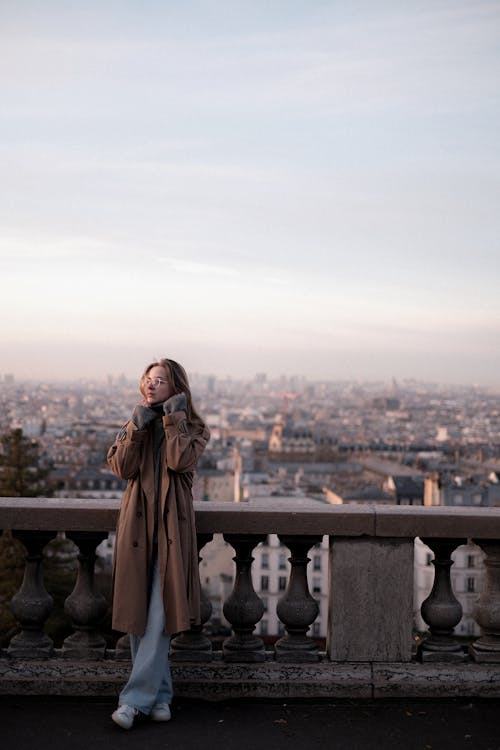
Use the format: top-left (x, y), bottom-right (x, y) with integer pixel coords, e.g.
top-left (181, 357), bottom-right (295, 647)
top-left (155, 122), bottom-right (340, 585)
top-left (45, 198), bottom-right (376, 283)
top-left (1, 371), bottom-right (499, 642)
top-left (1, 1), bottom-right (499, 740)
top-left (2, 372), bottom-right (499, 503)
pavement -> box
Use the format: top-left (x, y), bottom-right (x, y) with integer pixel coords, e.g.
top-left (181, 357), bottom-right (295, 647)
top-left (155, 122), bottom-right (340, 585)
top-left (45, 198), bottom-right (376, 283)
top-left (1, 696), bottom-right (499, 750)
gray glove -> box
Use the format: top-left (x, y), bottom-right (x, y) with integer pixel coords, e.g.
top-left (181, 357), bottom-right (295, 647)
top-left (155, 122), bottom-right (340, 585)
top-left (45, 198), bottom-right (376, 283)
top-left (163, 393), bottom-right (187, 415)
top-left (131, 404), bottom-right (158, 430)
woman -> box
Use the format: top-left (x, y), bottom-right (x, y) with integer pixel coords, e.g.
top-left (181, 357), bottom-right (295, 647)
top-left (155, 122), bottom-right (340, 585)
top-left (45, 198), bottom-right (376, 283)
top-left (107, 358), bottom-right (210, 730)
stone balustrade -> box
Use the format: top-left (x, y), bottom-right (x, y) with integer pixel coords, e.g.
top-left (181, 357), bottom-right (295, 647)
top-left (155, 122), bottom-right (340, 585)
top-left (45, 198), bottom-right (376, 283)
top-left (1, 498), bottom-right (500, 699)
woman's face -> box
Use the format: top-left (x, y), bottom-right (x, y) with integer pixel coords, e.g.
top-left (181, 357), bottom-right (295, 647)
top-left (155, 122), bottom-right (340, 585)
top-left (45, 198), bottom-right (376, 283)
top-left (143, 365), bottom-right (175, 405)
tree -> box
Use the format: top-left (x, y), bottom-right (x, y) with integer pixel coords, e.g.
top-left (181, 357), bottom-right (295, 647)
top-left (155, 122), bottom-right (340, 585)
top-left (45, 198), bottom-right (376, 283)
top-left (0, 428), bottom-right (54, 644)
top-left (0, 428), bottom-right (53, 497)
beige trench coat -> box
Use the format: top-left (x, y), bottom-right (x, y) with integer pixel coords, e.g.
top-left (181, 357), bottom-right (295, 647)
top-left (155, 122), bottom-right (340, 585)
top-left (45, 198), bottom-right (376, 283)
top-left (107, 409), bottom-right (210, 636)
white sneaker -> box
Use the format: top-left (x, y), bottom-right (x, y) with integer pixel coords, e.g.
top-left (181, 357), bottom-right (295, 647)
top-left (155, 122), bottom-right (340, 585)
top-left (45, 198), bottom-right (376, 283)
top-left (150, 703), bottom-right (171, 722)
top-left (111, 704), bottom-right (139, 730)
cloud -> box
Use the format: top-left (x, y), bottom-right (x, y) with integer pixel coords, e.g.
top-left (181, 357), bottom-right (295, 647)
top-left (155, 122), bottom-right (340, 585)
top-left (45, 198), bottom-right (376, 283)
top-left (3, 2), bottom-right (498, 123)
top-left (0, 235), bottom-right (114, 263)
top-left (156, 256), bottom-right (239, 277)
top-left (262, 276), bottom-right (289, 285)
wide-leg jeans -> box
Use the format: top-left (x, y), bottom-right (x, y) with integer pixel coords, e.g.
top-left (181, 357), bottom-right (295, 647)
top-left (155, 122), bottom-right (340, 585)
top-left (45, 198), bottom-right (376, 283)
top-left (119, 562), bottom-right (173, 714)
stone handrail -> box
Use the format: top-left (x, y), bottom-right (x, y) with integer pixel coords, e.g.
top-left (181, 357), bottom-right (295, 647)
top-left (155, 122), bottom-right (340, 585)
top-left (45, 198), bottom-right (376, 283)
top-left (1, 498), bottom-right (500, 699)
top-left (1, 497), bottom-right (500, 537)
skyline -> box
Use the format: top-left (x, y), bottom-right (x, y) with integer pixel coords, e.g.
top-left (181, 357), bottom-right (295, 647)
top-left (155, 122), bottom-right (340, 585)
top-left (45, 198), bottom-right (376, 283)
top-left (1, 2), bottom-right (499, 387)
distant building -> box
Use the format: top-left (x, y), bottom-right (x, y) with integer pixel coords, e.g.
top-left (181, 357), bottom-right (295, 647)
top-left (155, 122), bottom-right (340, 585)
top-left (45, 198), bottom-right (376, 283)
top-left (193, 468), bottom-right (240, 502)
top-left (329, 485), bottom-right (396, 505)
top-left (55, 467), bottom-right (126, 499)
top-left (268, 416), bottom-right (316, 457)
top-left (372, 397), bottom-right (401, 411)
top-left (386, 475), bottom-right (425, 505)
top-left (424, 473), bottom-right (500, 507)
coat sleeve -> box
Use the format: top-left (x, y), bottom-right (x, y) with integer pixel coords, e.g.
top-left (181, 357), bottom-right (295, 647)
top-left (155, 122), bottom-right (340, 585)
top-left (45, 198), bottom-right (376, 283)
top-left (163, 412), bottom-right (210, 473)
top-left (107, 421), bottom-right (147, 479)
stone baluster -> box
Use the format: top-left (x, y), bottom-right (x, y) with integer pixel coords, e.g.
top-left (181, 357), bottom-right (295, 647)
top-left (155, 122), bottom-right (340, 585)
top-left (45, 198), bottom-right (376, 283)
top-left (470, 540), bottom-right (500, 662)
top-left (171, 533), bottom-right (214, 662)
top-left (114, 634), bottom-right (132, 660)
top-left (62, 532), bottom-right (108, 659)
top-left (222, 534), bottom-right (267, 663)
top-left (418, 538), bottom-right (466, 662)
top-left (275, 535), bottom-right (322, 662)
top-left (8, 530), bottom-right (55, 658)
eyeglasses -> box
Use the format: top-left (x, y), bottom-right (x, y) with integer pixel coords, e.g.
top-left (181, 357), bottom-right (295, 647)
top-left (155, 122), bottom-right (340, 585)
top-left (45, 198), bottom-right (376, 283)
top-left (145, 377), bottom-right (169, 388)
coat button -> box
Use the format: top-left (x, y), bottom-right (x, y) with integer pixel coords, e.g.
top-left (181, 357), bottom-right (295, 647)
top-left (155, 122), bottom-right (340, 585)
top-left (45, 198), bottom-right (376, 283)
top-left (133, 541), bottom-right (138, 548)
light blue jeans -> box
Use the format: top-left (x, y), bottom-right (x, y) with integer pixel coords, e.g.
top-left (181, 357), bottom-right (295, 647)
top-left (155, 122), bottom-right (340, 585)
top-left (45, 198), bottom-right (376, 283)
top-left (119, 562), bottom-right (173, 714)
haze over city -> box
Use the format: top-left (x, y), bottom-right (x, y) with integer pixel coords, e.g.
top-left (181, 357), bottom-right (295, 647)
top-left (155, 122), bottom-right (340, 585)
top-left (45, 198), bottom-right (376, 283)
top-left (1, 1), bottom-right (499, 386)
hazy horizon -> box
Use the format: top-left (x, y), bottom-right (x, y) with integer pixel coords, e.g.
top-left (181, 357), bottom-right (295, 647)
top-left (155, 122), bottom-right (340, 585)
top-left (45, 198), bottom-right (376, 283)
top-left (1, 2), bottom-right (499, 389)
top-left (1, 338), bottom-right (499, 392)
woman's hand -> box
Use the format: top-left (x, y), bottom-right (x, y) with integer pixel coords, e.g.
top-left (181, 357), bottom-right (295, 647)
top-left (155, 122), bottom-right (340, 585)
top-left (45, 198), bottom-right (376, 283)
top-left (163, 392), bottom-right (187, 415)
top-left (131, 404), bottom-right (158, 430)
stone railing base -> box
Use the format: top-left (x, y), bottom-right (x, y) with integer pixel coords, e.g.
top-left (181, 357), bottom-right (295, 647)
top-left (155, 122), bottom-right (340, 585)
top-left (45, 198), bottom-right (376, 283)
top-left (1, 652), bottom-right (499, 700)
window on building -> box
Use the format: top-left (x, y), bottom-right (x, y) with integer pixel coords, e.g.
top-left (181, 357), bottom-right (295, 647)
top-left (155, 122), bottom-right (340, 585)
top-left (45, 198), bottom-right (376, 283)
top-left (278, 622), bottom-right (285, 636)
top-left (312, 577), bottom-right (321, 594)
top-left (261, 552), bottom-right (269, 569)
top-left (279, 553), bottom-right (287, 570)
top-left (260, 619), bottom-right (268, 635)
top-left (313, 555), bottom-right (321, 571)
top-left (278, 576), bottom-right (287, 591)
top-left (312, 622), bottom-right (320, 637)
top-left (261, 576), bottom-right (269, 591)
top-left (453, 493), bottom-right (463, 505)
top-left (467, 555), bottom-right (475, 568)
top-left (426, 553), bottom-right (434, 566)
top-left (261, 597), bottom-right (268, 613)
top-left (467, 577), bottom-right (476, 593)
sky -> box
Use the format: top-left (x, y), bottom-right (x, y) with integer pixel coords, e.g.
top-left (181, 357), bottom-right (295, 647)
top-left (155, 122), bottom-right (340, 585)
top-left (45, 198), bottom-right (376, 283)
top-left (1, 1), bottom-right (499, 386)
